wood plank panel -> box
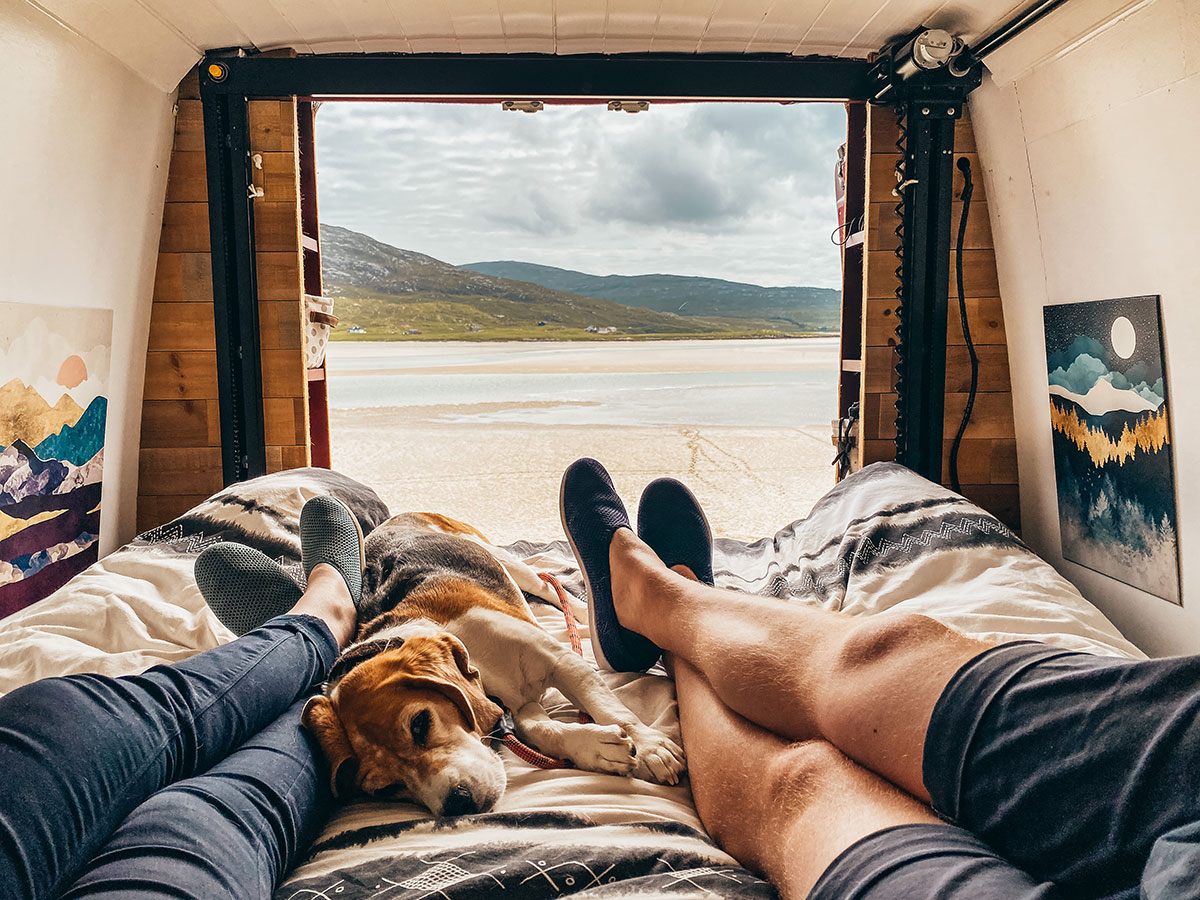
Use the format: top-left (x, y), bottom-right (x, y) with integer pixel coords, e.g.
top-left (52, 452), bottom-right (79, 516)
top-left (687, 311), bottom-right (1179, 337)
top-left (154, 253), bottom-right (214, 302)
top-left (869, 152), bottom-right (988, 205)
top-left (248, 100), bottom-right (296, 152)
top-left (139, 449), bottom-right (224, 495)
top-left (940, 439), bottom-right (1019, 484)
top-left (262, 349), bottom-right (305, 398)
top-left (166, 150), bottom-right (207, 203)
top-left (174, 100), bottom-right (205, 152)
top-left (257, 251), bottom-right (302, 301)
top-left (253, 201), bottom-right (300, 253)
top-left (259, 300), bottom-right (304, 351)
top-left (143, 351), bottom-right (220, 400)
top-left (259, 151), bottom-right (299, 201)
top-left (861, 344), bottom-right (1010, 395)
top-left (869, 200), bottom-right (994, 252)
top-left (942, 391), bottom-right (1015, 440)
top-left (137, 494), bottom-right (212, 534)
top-left (866, 249), bottom-right (1000, 300)
top-left (959, 483), bottom-right (1021, 530)
top-left (867, 391), bottom-right (1016, 442)
top-left (861, 439), bottom-right (896, 466)
top-left (280, 444), bottom-right (310, 470)
top-left (148, 302), bottom-right (216, 351)
top-left (865, 297), bottom-right (1007, 348)
top-left (140, 399), bottom-right (216, 448)
top-left (264, 397), bottom-right (298, 446)
top-left (160, 202), bottom-right (210, 253)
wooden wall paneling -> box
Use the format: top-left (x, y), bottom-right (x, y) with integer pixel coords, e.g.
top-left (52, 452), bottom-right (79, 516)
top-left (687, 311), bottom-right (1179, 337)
top-left (138, 71), bottom-right (312, 531)
top-left (858, 104), bottom-right (1020, 530)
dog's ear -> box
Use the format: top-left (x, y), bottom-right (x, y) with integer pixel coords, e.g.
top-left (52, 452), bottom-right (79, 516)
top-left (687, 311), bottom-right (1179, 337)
top-left (391, 635), bottom-right (503, 735)
top-left (396, 675), bottom-right (479, 733)
top-left (302, 695), bottom-right (359, 798)
top-left (432, 634), bottom-right (503, 733)
top-left (436, 633), bottom-right (479, 681)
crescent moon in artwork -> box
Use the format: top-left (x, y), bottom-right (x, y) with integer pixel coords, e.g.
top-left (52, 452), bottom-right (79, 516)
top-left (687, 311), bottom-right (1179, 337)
top-left (1111, 316), bottom-right (1136, 359)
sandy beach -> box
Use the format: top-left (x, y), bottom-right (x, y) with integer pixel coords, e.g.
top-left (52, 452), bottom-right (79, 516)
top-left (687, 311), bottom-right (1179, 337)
top-left (328, 339), bottom-right (839, 544)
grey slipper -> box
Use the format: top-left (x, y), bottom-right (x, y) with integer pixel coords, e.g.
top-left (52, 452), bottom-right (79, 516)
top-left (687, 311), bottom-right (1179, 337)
top-left (195, 543), bottom-right (303, 636)
top-left (300, 495), bottom-right (366, 606)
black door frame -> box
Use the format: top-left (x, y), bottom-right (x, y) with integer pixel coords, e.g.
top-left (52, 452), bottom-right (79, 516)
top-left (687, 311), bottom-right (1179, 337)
top-left (198, 52), bottom-right (950, 485)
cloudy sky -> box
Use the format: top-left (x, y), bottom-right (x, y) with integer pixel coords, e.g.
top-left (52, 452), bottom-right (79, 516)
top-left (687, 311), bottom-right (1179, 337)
top-left (315, 100), bottom-right (846, 288)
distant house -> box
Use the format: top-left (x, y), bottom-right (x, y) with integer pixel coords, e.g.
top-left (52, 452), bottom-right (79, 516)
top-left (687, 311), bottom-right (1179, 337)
top-left (587, 325), bottom-right (618, 334)
top-left (348, 326), bottom-right (366, 334)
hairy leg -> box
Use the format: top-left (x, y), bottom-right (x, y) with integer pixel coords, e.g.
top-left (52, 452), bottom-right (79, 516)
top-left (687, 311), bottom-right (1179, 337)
top-left (611, 531), bottom-right (993, 802)
top-left (674, 658), bottom-right (940, 900)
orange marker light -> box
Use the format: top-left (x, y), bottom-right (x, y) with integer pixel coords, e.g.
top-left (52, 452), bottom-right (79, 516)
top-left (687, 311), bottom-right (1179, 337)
top-left (207, 62), bottom-right (227, 81)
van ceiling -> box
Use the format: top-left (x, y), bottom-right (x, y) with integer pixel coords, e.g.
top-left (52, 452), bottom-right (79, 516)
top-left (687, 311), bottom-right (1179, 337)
top-left (36, 0), bottom-right (1027, 92)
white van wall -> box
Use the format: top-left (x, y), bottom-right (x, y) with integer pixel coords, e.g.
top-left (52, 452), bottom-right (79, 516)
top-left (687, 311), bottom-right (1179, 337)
top-left (0, 2), bottom-right (176, 552)
top-left (970, 0), bottom-right (1200, 655)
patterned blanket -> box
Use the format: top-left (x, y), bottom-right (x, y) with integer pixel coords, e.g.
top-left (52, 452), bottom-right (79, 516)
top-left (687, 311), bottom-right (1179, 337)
top-left (0, 463), bottom-right (1142, 900)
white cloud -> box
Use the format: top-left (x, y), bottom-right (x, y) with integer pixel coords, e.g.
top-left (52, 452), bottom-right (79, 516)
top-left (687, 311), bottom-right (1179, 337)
top-left (315, 100), bottom-right (846, 288)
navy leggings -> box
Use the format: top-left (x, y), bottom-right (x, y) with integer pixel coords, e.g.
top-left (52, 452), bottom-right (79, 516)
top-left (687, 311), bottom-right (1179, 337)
top-left (0, 614), bottom-right (338, 900)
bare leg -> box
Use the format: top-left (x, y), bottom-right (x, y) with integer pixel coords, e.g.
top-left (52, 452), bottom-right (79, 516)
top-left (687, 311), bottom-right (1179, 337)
top-left (288, 562), bottom-right (357, 648)
top-left (674, 657), bottom-right (940, 900)
top-left (610, 530), bottom-right (994, 802)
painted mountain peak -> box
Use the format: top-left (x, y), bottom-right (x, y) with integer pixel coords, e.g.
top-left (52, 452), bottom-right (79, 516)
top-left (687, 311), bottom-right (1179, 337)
top-left (34, 396), bottom-right (107, 466)
top-left (0, 301), bottom-right (113, 619)
top-left (0, 378), bottom-right (85, 448)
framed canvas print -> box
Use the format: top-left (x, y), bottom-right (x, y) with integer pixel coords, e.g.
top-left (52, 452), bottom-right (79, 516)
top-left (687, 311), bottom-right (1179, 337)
top-left (0, 303), bottom-right (113, 617)
top-left (1043, 295), bottom-right (1179, 604)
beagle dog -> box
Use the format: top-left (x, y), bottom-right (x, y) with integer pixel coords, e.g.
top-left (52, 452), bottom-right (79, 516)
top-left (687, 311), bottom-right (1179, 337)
top-left (302, 513), bottom-right (686, 817)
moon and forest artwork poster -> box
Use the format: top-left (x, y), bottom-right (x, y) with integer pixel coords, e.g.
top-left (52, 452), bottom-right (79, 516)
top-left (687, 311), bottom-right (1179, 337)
top-left (1044, 296), bottom-right (1179, 604)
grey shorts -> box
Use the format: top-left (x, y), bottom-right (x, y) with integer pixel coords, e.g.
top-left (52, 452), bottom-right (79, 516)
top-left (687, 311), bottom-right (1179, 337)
top-left (806, 642), bottom-right (1200, 900)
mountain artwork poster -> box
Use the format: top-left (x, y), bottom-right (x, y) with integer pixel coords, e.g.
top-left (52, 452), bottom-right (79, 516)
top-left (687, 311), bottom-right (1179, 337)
top-left (0, 303), bottom-right (113, 618)
top-left (1044, 296), bottom-right (1179, 604)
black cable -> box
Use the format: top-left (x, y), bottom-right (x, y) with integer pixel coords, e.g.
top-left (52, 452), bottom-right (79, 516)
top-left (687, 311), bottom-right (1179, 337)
top-left (948, 156), bottom-right (977, 494)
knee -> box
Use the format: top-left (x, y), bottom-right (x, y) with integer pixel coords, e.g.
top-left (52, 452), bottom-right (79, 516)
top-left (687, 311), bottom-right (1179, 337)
top-left (833, 612), bottom-right (952, 674)
top-left (761, 740), bottom-right (847, 808)
top-left (703, 740), bottom-right (844, 851)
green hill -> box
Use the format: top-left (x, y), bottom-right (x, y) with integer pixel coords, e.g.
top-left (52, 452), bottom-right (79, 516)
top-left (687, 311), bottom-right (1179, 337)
top-left (319, 224), bottom-right (830, 340)
top-left (461, 260), bottom-right (841, 329)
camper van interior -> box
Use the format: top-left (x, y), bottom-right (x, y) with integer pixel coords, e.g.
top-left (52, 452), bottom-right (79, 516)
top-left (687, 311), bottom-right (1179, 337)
top-left (1, 1), bottom-right (1197, 898)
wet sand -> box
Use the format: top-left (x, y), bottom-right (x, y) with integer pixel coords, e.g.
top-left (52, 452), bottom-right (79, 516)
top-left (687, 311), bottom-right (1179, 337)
top-left (327, 338), bottom-right (840, 543)
top-left (330, 409), bottom-right (835, 544)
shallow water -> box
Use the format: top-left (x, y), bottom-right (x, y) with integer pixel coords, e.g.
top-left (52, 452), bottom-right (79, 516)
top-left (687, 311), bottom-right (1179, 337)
top-left (325, 337), bottom-right (840, 427)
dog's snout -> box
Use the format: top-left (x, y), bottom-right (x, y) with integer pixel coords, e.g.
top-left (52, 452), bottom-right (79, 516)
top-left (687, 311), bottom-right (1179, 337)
top-left (442, 784), bottom-right (478, 817)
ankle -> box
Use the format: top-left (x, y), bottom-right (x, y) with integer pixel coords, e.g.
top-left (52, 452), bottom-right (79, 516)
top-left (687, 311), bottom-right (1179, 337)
top-left (291, 564), bottom-right (358, 648)
top-left (608, 529), bottom-right (661, 631)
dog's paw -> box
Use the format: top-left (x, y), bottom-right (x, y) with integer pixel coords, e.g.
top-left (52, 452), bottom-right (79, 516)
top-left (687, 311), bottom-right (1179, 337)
top-left (628, 727), bottom-right (687, 786)
top-left (561, 723), bottom-right (637, 776)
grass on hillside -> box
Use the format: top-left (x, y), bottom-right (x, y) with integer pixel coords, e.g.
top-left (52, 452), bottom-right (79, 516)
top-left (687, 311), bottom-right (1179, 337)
top-left (327, 294), bottom-right (830, 341)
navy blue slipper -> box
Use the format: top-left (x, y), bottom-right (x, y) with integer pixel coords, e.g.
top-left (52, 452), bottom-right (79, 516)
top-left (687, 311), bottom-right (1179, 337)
top-left (559, 458), bottom-right (661, 673)
top-left (195, 543), bottom-right (303, 636)
top-left (637, 478), bottom-right (715, 586)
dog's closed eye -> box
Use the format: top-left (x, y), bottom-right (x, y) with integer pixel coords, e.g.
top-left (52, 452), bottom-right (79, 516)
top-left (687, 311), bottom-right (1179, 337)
top-left (371, 782), bottom-right (409, 800)
top-left (410, 709), bottom-right (431, 746)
